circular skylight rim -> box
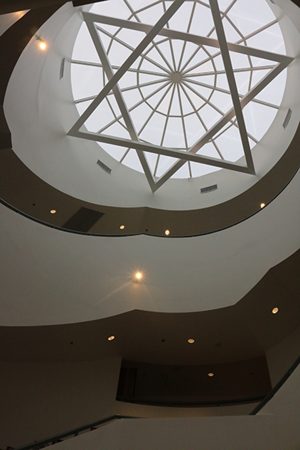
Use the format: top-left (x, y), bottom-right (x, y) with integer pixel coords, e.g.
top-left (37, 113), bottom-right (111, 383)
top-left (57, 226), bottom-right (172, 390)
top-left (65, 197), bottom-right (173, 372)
top-left (70, 0), bottom-right (289, 189)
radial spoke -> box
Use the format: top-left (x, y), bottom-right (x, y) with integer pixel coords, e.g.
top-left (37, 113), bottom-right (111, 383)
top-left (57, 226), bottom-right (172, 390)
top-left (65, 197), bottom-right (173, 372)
top-left (183, 80), bottom-right (258, 151)
top-left (137, 83), bottom-right (173, 136)
top-left (218, 0), bottom-right (238, 21)
top-left (182, 80), bottom-right (223, 116)
top-left (222, 12), bottom-right (255, 105)
top-left (154, 154), bottom-right (160, 177)
top-left (70, 59), bottom-right (168, 77)
top-left (177, 0), bottom-right (197, 71)
top-left (74, 78), bottom-right (168, 104)
top-left (177, 85), bottom-right (189, 149)
top-left (105, 0), bottom-right (165, 55)
top-left (248, 60), bottom-right (254, 92)
top-left (204, 0), bottom-right (238, 39)
top-left (184, 64), bottom-right (275, 77)
top-left (105, 96), bottom-right (128, 133)
top-left (182, 17), bottom-right (279, 75)
top-left (101, 61), bottom-right (128, 133)
top-left (160, 84), bottom-right (177, 147)
top-left (120, 148), bottom-right (131, 162)
top-left (135, 0), bottom-right (164, 15)
top-left (185, 77), bottom-right (279, 109)
top-left (122, 77), bottom-right (169, 93)
top-left (180, 0), bottom-right (237, 74)
top-left (162, 1), bottom-right (177, 71)
top-left (180, 82), bottom-right (224, 160)
top-left (98, 80), bottom-right (170, 134)
top-left (188, 161), bottom-right (192, 178)
top-left (96, 24), bottom-right (171, 74)
top-left (155, 83), bottom-right (177, 177)
top-left (124, 0), bottom-right (174, 73)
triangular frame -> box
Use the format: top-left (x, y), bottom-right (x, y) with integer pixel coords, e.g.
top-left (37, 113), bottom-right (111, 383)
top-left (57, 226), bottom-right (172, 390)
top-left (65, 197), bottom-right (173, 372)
top-left (68, 0), bottom-right (293, 192)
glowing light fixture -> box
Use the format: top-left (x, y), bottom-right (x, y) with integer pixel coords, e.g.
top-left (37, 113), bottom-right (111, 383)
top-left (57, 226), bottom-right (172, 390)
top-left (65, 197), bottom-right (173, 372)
top-left (119, 224), bottom-right (125, 230)
top-left (107, 335), bottom-right (115, 341)
top-left (187, 338), bottom-right (195, 344)
top-left (208, 372), bottom-right (215, 378)
top-left (35, 35), bottom-right (47, 51)
top-left (260, 203), bottom-right (266, 209)
top-left (164, 229), bottom-right (171, 236)
top-left (50, 209), bottom-right (57, 215)
top-left (272, 307), bottom-right (279, 315)
top-left (133, 270), bottom-right (144, 282)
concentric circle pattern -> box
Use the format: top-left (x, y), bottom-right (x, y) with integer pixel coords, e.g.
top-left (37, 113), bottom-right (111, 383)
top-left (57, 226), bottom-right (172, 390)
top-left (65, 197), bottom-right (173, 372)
top-left (71, 0), bottom-right (288, 185)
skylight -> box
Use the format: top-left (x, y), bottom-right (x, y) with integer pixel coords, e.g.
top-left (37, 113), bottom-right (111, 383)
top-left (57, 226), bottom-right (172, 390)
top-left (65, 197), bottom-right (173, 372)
top-left (69, 0), bottom-right (291, 192)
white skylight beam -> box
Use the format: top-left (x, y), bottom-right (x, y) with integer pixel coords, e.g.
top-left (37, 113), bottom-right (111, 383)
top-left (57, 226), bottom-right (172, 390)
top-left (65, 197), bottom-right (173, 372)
top-left (69, 0), bottom-right (292, 191)
top-left (210, 0), bottom-right (254, 173)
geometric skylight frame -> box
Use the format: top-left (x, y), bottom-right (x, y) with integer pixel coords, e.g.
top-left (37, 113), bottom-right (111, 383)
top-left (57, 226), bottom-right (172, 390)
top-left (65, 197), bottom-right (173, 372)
top-left (69, 0), bottom-right (293, 192)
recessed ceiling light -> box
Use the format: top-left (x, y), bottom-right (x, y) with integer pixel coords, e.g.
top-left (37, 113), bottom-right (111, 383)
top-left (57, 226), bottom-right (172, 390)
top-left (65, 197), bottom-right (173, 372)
top-left (39, 41), bottom-right (47, 51)
top-left (36, 36), bottom-right (47, 51)
top-left (272, 307), bottom-right (279, 315)
top-left (133, 271), bottom-right (143, 282)
top-left (208, 372), bottom-right (215, 377)
top-left (119, 224), bottom-right (125, 230)
top-left (164, 229), bottom-right (171, 236)
top-left (260, 202), bottom-right (266, 209)
top-left (107, 335), bottom-right (115, 341)
top-left (187, 338), bottom-right (195, 344)
top-left (50, 209), bottom-right (57, 214)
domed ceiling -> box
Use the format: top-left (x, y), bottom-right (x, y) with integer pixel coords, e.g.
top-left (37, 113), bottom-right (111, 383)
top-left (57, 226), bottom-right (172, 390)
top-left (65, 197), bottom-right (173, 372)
top-left (70, 0), bottom-right (290, 191)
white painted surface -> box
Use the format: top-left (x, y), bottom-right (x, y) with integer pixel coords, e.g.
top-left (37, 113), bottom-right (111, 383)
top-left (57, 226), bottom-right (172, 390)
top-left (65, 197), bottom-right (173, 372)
top-left (48, 366), bottom-right (300, 450)
top-left (4, 2), bottom-right (300, 209)
top-left (0, 10), bottom-right (28, 37)
top-left (0, 1), bottom-right (299, 326)
top-left (0, 162), bottom-right (299, 325)
top-left (0, 357), bottom-right (254, 448)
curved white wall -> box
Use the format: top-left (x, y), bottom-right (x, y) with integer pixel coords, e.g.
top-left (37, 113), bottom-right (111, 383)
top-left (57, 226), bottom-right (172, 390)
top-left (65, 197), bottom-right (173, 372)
top-left (0, 162), bottom-right (299, 326)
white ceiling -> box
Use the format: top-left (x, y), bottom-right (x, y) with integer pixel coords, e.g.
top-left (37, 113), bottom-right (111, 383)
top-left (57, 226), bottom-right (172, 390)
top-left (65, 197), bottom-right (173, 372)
top-left (4, 1), bottom-right (300, 210)
top-left (0, 161), bottom-right (299, 326)
top-left (0, 0), bottom-right (299, 326)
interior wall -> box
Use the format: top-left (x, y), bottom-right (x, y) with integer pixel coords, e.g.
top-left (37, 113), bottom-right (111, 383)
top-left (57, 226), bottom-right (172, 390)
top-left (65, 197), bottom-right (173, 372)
top-left (43, 416), bottom-right (288, 450)
top-left (0, 357), bottom-right (120, 449)
top-left (45, 366), bottom-right (300, 450)
top-left (0, 355), bottom-right (259, 448)
top-left (0, 10), bottom-right (28, 36)
top-left (1, 326), bottom-right (299, 448)
top-left (266, 324), bottom-right (300, 386)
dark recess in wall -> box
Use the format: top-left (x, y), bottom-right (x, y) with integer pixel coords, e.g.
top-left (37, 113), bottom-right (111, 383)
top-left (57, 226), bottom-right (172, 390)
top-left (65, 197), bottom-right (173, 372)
top-left (117, 358), bottom-right (271, 406)
top-left (62, 207), bottom-right (104, 232)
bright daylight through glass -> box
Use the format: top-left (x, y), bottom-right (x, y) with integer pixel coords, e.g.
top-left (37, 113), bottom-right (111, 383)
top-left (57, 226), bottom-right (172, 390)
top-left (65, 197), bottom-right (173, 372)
top-left (70, 0), bottom-right (291, 192)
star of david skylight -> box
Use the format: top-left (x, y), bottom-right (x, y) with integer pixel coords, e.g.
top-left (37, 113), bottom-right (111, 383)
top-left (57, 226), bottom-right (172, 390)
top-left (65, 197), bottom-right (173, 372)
top-left (69, 0), bottom-right (292, 192)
